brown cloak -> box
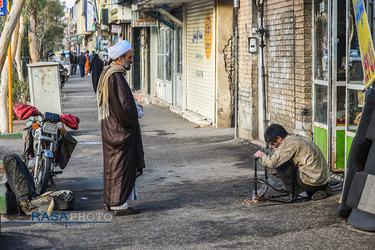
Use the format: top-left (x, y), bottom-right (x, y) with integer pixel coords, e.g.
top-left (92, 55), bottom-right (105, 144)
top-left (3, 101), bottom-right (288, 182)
top-left (101, 72), bottom-right (145, 207)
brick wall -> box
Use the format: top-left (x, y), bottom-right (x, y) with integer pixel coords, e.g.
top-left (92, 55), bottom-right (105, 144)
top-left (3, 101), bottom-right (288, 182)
top-left (237, 0), bottom-right (313, 141)
top-left (264, 0), bottom-right (313, 137)
top-left (237, 0), bottom-right (259, 140)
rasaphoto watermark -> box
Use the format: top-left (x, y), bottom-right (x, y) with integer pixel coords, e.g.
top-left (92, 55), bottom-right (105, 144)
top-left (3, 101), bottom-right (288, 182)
top-left (30, 211), bottom-right (113, 228)
top-left (2, 211), bottom-right (114, 228)
top-left (31, 211), bottom-right (113, 222)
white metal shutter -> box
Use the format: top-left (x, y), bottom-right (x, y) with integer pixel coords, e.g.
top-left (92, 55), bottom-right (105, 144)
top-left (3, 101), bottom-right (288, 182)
top-left (186, 0), bottom-right (215, 121)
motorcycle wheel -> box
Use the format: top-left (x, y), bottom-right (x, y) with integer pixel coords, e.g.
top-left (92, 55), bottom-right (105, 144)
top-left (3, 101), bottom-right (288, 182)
top-left (35, 154), bottom-right (52, 195)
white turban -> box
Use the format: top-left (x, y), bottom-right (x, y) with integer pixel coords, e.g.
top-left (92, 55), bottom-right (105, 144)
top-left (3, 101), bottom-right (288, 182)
top-left (108, 40), bottom-right (132, 60)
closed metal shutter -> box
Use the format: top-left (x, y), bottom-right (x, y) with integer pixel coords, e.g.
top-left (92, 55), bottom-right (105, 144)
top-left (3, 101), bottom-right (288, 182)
top-left (186, 0), bottom-right (215, 121)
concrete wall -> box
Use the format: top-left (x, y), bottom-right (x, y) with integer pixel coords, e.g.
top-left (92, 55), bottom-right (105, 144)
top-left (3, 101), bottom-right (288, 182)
top-left (237, 0), bottom-right (313, 141)
top-left (215, 0), bottom-right (234, 128)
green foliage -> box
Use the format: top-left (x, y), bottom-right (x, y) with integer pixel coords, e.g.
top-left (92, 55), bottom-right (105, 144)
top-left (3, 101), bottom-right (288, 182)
top-left (38, 0), bottom-right (67, 59)
top-left (11, 68), bottom-right (29, 105)
top-left (0, 16), bottom-right (6, 30)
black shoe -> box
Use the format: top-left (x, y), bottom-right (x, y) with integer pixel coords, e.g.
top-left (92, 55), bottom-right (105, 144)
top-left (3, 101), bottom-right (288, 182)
top-left (311, 190), bottom-right (328, 200)
top-left (113, 207), bottom-right (140, 216)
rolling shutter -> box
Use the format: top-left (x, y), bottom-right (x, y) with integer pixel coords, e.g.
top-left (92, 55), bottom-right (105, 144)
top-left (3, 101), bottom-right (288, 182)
top-left (186, 0), bottom-right (215, 121)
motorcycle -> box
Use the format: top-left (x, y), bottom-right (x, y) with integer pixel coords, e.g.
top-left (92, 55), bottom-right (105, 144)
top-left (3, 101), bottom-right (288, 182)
top-left (59, 64), bottom-right (69, 89)
top-left (13, 103), bottom-right (80, 195)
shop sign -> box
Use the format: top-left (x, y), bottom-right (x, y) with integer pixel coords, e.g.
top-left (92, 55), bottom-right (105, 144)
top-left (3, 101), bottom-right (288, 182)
top-left (132, 11), bottom-right (157, 27)
top-left (111, 25), bottom-right (122, 34)
top-left (353, 0), bottom-right (375, 90)
top-left (0, 0), bottom-right (8, 16)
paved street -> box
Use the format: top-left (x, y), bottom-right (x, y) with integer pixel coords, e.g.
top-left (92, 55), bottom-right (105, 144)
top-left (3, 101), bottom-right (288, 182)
top-left (0, 74), bottom-right (374, 249)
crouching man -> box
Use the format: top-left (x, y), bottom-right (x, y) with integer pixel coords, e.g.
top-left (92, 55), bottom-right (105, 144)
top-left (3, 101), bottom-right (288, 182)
top-left (254, 124), bottom-right (331, 200)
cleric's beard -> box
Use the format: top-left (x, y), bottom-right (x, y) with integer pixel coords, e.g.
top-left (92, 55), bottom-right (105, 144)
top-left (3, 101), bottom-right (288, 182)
top-left (124, 62), bottom-right (131, 70)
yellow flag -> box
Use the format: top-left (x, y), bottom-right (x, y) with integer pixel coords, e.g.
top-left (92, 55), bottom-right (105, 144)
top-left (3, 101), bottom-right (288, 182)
top-left (353, 0), bottom-right (375, 90)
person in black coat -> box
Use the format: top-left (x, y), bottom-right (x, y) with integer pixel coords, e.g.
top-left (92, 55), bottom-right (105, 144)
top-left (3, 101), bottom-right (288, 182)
top-left (71, 52), bottom-right (78, 75)
top-left (89, 53), bottom-right (103, 93)
top-left (78, 52), bottom-right (86, 77)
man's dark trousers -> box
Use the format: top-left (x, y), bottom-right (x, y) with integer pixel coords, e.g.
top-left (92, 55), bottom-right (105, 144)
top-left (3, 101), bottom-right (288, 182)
top-left (79, 64), bottom-right (85, 77)
top-left (72, 63), bottom-right (77, 75)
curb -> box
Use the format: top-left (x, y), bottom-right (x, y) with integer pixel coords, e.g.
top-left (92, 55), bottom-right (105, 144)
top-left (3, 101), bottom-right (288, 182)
top-left (0, 133), bottom-right (23, 139)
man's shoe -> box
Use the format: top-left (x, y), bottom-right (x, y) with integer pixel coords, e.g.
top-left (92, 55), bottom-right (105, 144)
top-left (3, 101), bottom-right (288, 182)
top-left (311, 190), bottom-right (328, 200)
top-left (325, 185), bottom-right (332, 194)
top-left (19, 200), bottom-right (38, 215)
top-left (113, 207), bottom-right (140, 216)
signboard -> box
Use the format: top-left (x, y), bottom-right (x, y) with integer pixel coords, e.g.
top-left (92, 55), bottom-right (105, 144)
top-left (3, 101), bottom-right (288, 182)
top-left (111, 25), bottom-right (121, 33)
top-left (0, 0), bottom-right (8, 16)
top-left (353, 0), bottom-right (375, 90)
top-left (85, 0), bottom-right (94, 32)
top-left (132, 11), bottom-right (157, 27)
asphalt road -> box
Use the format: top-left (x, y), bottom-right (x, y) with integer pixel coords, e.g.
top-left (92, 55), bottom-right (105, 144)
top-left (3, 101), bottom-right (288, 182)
top-left (0, 74), bottom-right (374, 249)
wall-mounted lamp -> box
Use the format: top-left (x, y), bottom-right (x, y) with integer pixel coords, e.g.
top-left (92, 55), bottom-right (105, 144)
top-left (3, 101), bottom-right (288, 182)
top-left (248, 37), bottom-right (257, 53)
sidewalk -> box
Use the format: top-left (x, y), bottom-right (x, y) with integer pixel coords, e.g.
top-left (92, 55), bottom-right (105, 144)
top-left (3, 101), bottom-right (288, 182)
top-left (0, 74), bottom-right (374, 249)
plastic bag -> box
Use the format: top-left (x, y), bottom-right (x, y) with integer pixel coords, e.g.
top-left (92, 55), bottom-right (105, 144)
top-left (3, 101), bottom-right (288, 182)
top-left (54, 133), bottom-right (77, 169)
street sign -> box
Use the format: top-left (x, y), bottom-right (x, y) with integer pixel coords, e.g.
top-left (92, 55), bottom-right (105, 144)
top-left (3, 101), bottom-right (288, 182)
top-left (0, 0), bottom-right (8, 16)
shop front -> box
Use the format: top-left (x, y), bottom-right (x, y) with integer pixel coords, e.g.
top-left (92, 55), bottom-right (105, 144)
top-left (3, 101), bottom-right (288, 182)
top-left (313, 0), bottom-right (369, 171)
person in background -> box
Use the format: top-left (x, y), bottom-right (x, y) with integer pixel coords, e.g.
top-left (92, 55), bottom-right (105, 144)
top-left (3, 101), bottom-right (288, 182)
top-left (69, 51), bottom-right (73, 62)
top-left (97, 40), bottom-right (145, 215)
top-left (78, 52), bottom-right (86, 77)
top-left (71, 52), bottom-right (78, 75)
top-left (89, 51), bottom-right (95, 62)
top-left (254, 124), bottom-right (331, 200)
top-left (85, 51), bottom-right (90, 75)
top-left (90, 53), bottom-right (103, 93)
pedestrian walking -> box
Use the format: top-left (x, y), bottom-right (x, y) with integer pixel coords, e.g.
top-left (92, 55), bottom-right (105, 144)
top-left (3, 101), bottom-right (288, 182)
top-left (71, 52), bottom-right (78, 75)
top-left (85, 51), bottom-right (90, 75)
top-left (78, 52), bottom-right (86, 77)
top-left (97, 40), bottom-right (145, 215)
top-left (89, 53), bottom-right (103, 93)
top-left (89, 51), bottom-right (95, 62)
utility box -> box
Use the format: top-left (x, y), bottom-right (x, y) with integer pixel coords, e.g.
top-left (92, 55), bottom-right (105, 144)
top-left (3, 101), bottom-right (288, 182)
top-left (248, 37), bottom-right (258, 53)
top-left (27, 62), bottom-right (62, 114)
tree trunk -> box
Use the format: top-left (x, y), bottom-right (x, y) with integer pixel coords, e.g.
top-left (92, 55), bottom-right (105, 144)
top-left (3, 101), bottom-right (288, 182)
top-left (0, 58), bottom-right (11, 133)
top-left (0, 0), bottom-right (27, 134)
top-left (11, 19), bottom-right (20, 61)
top-left (28, 9), bottom-right (40, 63)
top-left (0, 20), bottom-right (20, 133)
top-left (0, 0), bottom-right (26, 74)
top-left (15, 15), bottom-right (25, 81)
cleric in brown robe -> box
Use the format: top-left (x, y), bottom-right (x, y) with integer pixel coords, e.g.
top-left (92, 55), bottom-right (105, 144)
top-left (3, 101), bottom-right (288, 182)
top-left (97, 40), bottom-right (145, 216)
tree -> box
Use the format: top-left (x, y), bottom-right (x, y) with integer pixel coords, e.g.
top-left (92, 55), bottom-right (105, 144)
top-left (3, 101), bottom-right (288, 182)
top-left (28, 0), bottom-right (66, 62)
top-left (0, 0), bottom-right (27, 133)
top-left (15, 14), bottom-right (26, 81)
top-left (0, 0), bottom-right (65, 133)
